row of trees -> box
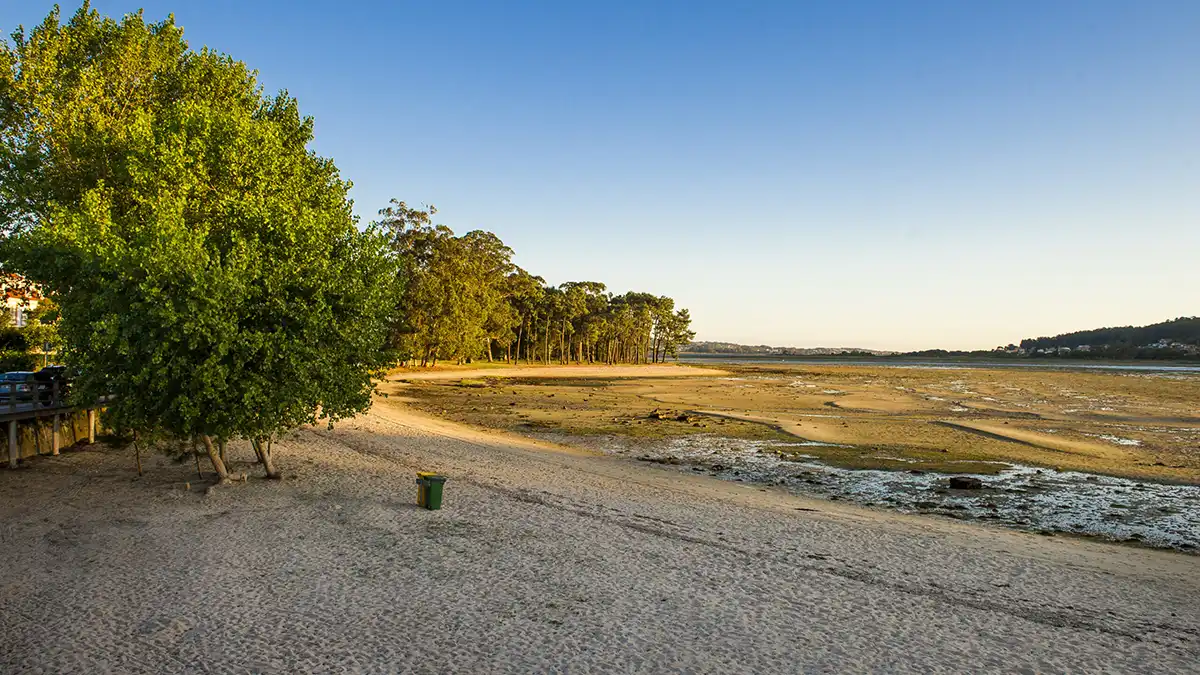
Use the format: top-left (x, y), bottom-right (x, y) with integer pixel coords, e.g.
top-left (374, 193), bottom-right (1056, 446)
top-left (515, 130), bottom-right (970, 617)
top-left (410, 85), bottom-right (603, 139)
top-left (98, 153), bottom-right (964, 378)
top-left (0, 4), bottom-right (695, 480)
top-left (376, 200), bottom-right (694, 367)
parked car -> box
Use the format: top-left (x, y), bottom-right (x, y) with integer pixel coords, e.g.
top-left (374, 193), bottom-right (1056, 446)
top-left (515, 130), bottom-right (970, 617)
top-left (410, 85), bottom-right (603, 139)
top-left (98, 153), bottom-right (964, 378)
top-left (0, 371), bottom-right (36, 405)
top-left (33, 366), bottom-right (70, 406)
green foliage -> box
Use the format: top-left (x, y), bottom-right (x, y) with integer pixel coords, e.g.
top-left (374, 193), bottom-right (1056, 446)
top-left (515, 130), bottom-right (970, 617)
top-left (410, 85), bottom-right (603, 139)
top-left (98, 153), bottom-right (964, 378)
top-left (0, 324), bottom-right (25, 350)
top-left (20, 296), bottom-right (61, 358)
top-left (1020, 317), bottom-right (1200, 353)
top-left (0, 4), bottom-right (401, 473)
top-left (0, 349), bottom-right (35, 371)
top-left (373, 196), bottom-right (697, 367)
top-left (375, 200), bottom-right (516, 365)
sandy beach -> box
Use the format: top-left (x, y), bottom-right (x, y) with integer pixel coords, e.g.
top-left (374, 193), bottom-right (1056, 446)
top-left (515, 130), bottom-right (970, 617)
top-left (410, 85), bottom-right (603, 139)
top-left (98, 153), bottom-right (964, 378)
top-left (3, 374), bottom-right (1199, 672)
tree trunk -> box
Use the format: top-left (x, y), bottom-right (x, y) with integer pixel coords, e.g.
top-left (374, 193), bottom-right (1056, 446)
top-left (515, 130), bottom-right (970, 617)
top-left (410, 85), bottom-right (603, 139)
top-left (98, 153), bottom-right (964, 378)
top-left (253, 437), bottom-right (281, 479)
top-left (201, 435), bottom-right (230, 481)
top-left (516, 323), bottom-right (524, 364)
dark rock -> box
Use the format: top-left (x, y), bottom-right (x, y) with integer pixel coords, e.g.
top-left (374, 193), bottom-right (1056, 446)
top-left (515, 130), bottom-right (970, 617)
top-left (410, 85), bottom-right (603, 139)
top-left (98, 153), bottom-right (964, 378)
top-left (637, 456), bottom-right (681, 465)
top-left (949, 476), bottom-right (984, 490)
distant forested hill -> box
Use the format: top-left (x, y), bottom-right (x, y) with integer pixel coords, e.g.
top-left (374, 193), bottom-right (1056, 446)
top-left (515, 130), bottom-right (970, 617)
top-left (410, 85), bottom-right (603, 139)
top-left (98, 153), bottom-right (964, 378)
top-left (1020, 317), bottom-right (1200, 350)
top-left (684, 341), bottom-right (894, 356)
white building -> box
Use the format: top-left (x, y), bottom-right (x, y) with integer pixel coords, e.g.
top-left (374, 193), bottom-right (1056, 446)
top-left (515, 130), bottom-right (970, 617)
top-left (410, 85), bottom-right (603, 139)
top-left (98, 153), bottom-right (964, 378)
top-left (2, 275), bottom-right (40, 327)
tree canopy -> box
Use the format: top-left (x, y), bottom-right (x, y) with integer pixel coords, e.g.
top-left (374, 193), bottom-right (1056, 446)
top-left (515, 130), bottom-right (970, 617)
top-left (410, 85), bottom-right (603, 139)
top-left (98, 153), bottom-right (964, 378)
top-left (374, 200), bottom-right (694, 367)
top-left (0, 3), bottom-right (402, 478)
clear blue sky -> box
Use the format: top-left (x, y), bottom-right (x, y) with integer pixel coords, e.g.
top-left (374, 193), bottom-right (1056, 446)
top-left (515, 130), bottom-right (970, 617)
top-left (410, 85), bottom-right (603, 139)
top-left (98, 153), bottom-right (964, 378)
top-left (4, 1), bottom-right (1198, 350)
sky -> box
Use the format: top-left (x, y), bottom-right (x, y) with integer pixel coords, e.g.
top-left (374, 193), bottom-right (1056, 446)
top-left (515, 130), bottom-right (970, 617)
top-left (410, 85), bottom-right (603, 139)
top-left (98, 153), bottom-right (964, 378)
top-left (3, 1), bottom-right (1198, 350)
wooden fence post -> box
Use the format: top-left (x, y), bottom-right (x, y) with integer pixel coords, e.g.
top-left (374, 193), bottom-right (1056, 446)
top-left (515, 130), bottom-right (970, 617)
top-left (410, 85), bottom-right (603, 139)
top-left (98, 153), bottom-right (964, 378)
top-left (8, 420), bottom-right (17, 469)
top-left (52, 414), bottom-right (60, 456)
top-left (87, 409), bottom-right (95, 444)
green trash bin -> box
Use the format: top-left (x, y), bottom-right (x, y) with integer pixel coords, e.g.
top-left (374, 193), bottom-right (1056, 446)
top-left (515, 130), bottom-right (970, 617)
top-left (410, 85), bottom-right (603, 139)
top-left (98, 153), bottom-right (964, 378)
top-left (416, 472), bottom-right (437, 507)
top-left (421, 474), bottom-right (446, 510)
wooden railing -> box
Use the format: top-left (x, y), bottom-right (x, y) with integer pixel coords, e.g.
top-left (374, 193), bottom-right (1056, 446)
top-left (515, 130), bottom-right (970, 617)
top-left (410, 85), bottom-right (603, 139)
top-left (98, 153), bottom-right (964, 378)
top-left (2, 376), bottom-right (100, 469)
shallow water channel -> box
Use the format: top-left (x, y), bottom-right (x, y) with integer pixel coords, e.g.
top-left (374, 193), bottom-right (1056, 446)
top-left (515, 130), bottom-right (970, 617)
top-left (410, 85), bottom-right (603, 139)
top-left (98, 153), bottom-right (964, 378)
top-left (609, 435), bottom-right (1200, 551)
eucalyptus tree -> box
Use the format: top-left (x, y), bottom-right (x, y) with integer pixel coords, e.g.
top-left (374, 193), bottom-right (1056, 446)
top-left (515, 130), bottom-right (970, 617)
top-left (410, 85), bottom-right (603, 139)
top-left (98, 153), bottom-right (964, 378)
top-left (458, 229), bottom-right (516, 360)
top-left (506, 268), bottom-right (545, 363)
top-left (661, 308), bottom-right (697, 361)
top-left (376, 201), bottom-right (516, 364)
top-left (0, 4), bottom-right (402, 480)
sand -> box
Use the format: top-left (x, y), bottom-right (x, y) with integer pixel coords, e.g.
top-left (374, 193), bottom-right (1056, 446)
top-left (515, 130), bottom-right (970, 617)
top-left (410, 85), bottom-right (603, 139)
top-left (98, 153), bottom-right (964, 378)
top-left (394, 363), bottom-right (729, 381)
top-left (2, 388), bottom-right (1199, 672)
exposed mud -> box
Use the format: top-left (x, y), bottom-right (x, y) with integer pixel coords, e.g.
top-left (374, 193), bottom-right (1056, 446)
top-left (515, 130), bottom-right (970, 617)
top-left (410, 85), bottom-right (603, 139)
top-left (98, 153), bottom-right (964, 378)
top-left (595, 435), bottom-right (1200, 551)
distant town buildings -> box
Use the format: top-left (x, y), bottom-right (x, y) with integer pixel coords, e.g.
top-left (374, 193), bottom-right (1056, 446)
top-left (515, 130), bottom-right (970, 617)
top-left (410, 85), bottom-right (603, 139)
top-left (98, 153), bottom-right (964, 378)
top-left (998, 338), bottom-right (1199, 357)
top-left (1, 274), bottom-right (40, 327)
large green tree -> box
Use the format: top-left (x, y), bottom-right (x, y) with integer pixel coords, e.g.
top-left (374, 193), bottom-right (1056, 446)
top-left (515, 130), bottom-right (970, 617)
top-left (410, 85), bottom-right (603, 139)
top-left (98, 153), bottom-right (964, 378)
top-left (0, 4), bottom-right (401, 479)
top-left (375, 200), bottom-right (515, 365)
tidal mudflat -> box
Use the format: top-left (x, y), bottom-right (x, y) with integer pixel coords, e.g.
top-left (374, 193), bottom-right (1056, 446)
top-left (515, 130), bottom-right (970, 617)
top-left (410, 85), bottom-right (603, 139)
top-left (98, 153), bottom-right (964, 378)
top-left (398, 362), bottom-right (1200, 549)
top-left (610, 434), bottom-right (1200, 550)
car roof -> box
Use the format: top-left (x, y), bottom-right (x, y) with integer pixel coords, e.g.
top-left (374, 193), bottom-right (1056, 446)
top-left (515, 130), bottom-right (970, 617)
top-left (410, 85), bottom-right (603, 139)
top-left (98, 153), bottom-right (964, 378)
top-left (2, 371), bottom-right (35, 378)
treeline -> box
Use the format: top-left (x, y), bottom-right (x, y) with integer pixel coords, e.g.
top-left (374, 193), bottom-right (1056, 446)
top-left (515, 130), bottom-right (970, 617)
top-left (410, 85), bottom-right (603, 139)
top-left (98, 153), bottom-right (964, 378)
top-left (684, 341), bottom-right (891, 356)
top-left (376, 201), bottom-right (694, 367)
top-left (1020, 317), bottom-right (1200, 351)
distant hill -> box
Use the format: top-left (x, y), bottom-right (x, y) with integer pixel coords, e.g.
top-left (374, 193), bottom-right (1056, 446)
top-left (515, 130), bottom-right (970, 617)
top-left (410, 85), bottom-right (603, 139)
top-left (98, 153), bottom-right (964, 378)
top-left (1018, 316), bottom-right (1200, 358)
top-left (684, 341), bottom-right (896, 356)
top-left (686, 316), bottom-right (1200, 362)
